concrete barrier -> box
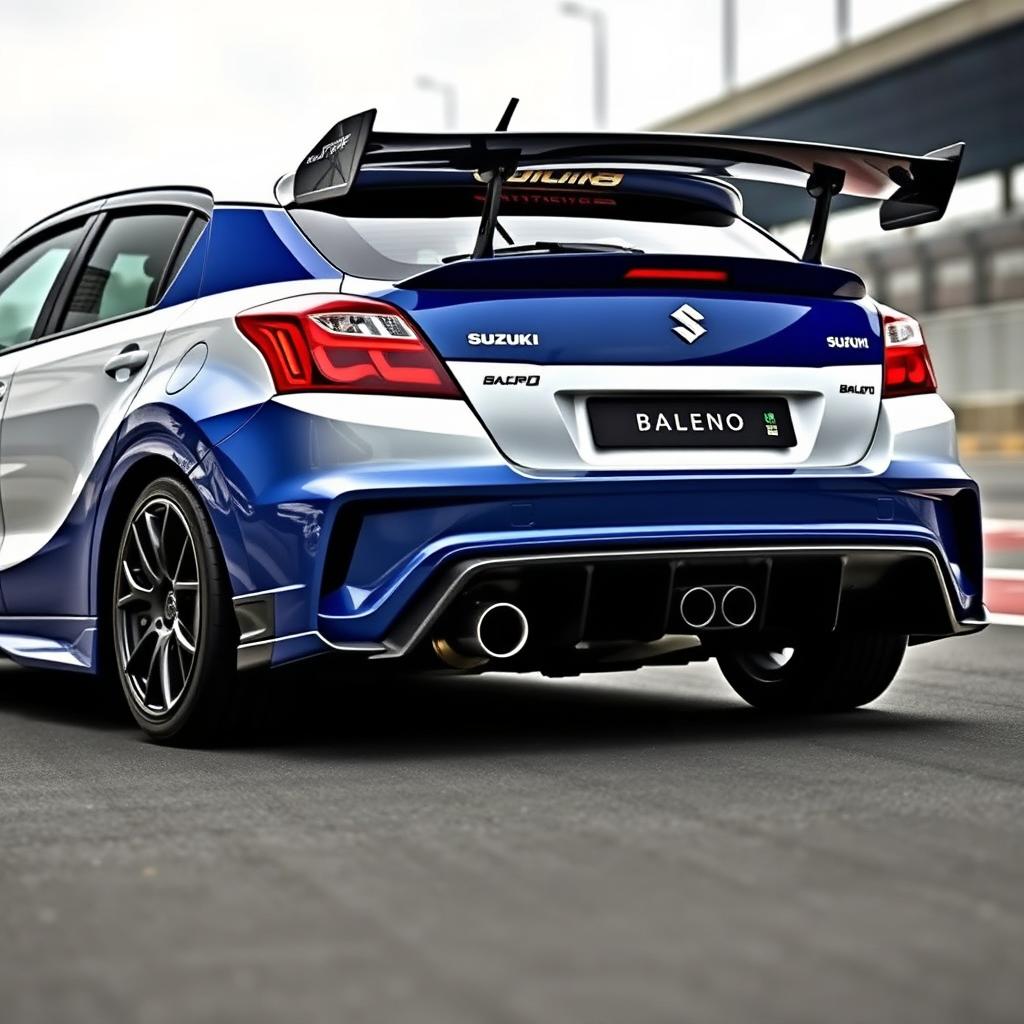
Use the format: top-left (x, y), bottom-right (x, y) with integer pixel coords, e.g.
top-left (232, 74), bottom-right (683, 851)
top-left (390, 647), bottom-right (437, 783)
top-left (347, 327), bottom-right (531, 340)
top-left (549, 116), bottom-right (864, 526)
top-left (952, 393), bottom-right (1024, 454)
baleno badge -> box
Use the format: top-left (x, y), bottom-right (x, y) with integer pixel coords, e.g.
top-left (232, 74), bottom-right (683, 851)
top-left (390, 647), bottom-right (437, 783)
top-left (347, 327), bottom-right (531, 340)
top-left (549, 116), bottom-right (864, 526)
top-left (671, 304), bottom-right (706, 344)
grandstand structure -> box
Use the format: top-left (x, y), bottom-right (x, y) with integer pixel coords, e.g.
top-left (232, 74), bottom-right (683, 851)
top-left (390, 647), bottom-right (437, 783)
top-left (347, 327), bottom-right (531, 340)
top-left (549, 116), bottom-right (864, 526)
top-left (653, 0), bottom-right (1024, 421)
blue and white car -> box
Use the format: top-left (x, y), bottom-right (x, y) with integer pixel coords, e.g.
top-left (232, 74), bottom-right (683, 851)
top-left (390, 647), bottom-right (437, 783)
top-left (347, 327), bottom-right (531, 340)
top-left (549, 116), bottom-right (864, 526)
top-left (0, 108), bottom-right (985, 742)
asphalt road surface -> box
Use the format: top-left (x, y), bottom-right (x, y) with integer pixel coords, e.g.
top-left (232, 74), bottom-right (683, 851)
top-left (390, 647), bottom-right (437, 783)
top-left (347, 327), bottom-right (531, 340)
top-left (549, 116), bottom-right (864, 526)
top-left (2, 627), bottom-right (1022, 1024)
top-left (1, 460), bottom-right (1022, 1024)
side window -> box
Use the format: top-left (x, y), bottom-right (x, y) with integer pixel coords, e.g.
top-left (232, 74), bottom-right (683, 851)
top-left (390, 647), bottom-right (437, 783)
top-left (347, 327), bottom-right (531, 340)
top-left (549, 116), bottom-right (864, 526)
top-left (164, 216), bottom-right (207, 287)
top-left (0, 225), bottom-right (85, 349)
top-left (58, 212), bottom-right (188, 332)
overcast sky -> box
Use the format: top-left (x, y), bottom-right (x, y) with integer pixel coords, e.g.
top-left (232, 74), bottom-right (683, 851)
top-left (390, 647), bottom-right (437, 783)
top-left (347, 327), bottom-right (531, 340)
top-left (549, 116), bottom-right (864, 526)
top-left (1, 0), bottom-right (952, 244)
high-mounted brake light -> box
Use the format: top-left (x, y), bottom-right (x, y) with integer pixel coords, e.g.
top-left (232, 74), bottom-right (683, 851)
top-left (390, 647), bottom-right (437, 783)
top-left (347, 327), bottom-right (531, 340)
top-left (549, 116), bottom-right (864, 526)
top-left (624, 268), bottom-right (729, 282)
top-left (236, 298), bottom-right (459, 398)
top-left (880, 305), bottom-right (938, 399)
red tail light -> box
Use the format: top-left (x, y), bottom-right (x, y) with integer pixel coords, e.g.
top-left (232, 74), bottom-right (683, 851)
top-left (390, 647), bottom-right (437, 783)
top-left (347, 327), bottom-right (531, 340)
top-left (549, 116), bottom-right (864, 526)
top-left (236, 297), bottom-right (459, 398)
top-left (624, 268), bottom-right (729, 282)
top-left (880, 306), bottom-right (937, 399)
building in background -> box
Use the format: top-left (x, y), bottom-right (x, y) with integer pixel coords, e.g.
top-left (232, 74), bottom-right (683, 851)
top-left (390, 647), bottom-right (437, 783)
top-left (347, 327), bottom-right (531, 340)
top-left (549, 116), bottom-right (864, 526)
top-left (653, 0), bottom-right (1024, 449)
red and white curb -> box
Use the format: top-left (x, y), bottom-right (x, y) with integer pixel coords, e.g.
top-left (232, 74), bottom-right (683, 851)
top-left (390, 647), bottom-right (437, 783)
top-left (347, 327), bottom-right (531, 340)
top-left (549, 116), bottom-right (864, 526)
top-left (983, 519), bottom-right (1024, 627)
top-left (983, 518), bottom-right (1024, 553)
top-left (985, 569), bottom-right (1024, 627)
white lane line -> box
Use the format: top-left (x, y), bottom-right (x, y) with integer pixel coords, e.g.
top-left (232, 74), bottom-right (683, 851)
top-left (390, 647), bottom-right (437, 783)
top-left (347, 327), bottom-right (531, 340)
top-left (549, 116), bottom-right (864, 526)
top-left (984, 518), bottom-right (1024, 531)
top-left (988, 613), bottom-right (1024, 628)
top-left (985, 568), bottom-right (1024, 581)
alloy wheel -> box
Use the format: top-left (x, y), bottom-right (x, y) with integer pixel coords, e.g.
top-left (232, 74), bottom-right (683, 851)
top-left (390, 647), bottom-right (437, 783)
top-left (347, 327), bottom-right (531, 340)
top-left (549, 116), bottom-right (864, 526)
top-left (114, 497), bottom-right (202, 717)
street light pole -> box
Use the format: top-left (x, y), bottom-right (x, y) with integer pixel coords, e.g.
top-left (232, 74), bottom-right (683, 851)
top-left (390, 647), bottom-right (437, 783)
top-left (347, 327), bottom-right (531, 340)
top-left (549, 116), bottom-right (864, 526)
top-left (559, 2), bottom-right (608, 128)
top-left (722, 0), bottom-right (737, 92)
top-left (415, 75), bottom-right (458, 129)
top-left (837, 0), bottom-right (851, 46)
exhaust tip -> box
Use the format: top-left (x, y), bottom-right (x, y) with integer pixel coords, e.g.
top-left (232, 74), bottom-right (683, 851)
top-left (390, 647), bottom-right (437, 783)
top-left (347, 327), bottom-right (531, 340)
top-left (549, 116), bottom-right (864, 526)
top-left (720, 585), bottom-right (757, 628)
top-left (476, 602), bottom-right (529, 659)
top-left (679, 587), bottom-right (716, 629)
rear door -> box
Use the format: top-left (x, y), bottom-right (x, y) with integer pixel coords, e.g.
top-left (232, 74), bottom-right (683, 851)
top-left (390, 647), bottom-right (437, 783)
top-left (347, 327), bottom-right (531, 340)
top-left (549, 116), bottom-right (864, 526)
top-left (0, 208), bottom-right (195, 590)
top-left (0, 220), bottom-right (91, 605)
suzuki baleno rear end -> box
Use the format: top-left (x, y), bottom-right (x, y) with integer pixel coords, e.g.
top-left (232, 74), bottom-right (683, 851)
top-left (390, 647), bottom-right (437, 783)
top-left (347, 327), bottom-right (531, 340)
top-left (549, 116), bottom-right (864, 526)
top-left (204, 116), bottom-right (984, 734)
top-left (2, 109), bottom-right (981, 741)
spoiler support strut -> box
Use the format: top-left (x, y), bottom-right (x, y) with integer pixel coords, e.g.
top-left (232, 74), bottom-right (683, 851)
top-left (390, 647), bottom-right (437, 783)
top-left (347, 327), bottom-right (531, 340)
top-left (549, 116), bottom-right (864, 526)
top-left (471, 97), bottom-right (520, 259)
top-left (801, 165), bottom-right (846, 264)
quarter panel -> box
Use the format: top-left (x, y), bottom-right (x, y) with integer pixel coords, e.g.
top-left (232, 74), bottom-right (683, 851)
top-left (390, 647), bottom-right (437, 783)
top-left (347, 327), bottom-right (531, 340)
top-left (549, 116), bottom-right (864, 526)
top-left (0, 309), bottom-right (184, 571)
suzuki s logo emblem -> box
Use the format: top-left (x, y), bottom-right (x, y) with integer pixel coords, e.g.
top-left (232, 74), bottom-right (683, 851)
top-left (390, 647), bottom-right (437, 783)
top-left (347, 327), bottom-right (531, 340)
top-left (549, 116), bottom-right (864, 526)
top-left (671, 304), bottom-right (706, 344)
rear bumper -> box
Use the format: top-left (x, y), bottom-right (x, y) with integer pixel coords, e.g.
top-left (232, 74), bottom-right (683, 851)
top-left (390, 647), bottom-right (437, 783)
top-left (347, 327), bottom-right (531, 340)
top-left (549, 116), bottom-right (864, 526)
top-left (374, 542), bottom-right (985, 661)
top-left (194, 395), bottom-right (986, 668)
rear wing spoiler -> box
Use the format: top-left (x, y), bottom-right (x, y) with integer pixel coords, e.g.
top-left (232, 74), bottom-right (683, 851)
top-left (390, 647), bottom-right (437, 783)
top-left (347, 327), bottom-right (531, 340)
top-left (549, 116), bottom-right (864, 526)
top-left (285, 107), bottom-right (964, 262)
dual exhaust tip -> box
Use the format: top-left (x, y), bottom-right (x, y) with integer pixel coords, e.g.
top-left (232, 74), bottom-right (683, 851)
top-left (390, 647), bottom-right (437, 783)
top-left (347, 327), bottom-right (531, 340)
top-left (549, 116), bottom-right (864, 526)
top-left (679, 585), bottom-right (757, 630)
top-left (433, 584), bottom-right (756, 667)
top-left (434, 601), bottom-right (529, 667)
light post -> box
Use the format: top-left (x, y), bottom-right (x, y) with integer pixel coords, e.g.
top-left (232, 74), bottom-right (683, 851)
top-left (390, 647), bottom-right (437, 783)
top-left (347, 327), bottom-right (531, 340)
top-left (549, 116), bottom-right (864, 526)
top-left (415, 75), bottom-right (458, 129)
top-left (722, 0), bottom-right (737, 92)
top-left (837, 0), bottom-right (851, 46)
top-left (559, 2), bottom-right (608, 128)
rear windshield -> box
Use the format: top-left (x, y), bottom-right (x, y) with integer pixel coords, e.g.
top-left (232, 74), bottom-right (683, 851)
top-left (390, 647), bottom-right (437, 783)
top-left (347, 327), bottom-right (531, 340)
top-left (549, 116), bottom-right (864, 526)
top-left (289, 184), bottom-right (795, 281)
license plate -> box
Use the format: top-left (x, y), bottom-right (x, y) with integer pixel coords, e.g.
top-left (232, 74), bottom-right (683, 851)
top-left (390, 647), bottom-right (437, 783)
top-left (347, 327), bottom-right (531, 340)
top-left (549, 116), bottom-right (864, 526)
top-left (588, 395), bottom-right (796, 449)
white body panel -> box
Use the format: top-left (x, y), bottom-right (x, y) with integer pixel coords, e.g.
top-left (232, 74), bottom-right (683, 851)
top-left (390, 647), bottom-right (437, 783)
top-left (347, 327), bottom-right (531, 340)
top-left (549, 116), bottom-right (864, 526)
top-left (0, 349), bottom-right (20, 554)
top-left (449, 361), bottom-right (883, 472)
top-left (0, 308), bottom-right (184, 570)
top-left (0, 282), bottom-right (340, 574)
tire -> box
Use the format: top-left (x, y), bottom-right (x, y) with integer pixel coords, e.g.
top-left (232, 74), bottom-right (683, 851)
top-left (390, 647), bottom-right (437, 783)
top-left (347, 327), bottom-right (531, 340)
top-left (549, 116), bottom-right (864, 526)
top-left (111, 476), bottom-right (239, 744)
top-left (717, 633), bottom-right (908, 713)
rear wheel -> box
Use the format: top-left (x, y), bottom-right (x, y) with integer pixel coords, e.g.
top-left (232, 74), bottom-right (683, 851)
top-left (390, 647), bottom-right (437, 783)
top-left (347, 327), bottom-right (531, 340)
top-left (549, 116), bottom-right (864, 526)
top-left (112, 477), bottom-right (239, 744)
top-left (717, 633), bottom-right (908, 712)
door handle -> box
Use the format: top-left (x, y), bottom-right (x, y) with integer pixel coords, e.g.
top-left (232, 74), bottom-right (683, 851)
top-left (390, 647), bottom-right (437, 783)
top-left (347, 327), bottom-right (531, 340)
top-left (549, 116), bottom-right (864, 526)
top-left (104, 345), bottom-right (149, 381)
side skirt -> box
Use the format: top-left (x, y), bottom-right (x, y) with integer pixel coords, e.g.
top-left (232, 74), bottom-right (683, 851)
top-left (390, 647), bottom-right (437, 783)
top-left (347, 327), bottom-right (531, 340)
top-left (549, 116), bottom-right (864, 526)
top-left (0, 617), bottom-right (98, 672)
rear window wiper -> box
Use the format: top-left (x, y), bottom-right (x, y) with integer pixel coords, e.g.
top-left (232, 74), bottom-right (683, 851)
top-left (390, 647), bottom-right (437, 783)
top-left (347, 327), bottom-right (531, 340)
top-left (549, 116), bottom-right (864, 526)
top-left (442, 241), bottom-right (644, 263)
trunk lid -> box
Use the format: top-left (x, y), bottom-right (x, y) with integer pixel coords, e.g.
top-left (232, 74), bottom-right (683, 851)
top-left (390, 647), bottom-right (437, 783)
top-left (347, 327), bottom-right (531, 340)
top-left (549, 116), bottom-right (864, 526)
top-left (381, 254), bottom-right (883, 472)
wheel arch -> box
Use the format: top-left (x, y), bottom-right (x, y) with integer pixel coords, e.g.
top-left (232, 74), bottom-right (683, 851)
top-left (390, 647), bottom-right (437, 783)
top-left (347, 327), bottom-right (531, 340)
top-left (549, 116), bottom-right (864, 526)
top-left (92, 443), bottom-right (255, 623)
top-left (92, 453), bottom-right (196, 631)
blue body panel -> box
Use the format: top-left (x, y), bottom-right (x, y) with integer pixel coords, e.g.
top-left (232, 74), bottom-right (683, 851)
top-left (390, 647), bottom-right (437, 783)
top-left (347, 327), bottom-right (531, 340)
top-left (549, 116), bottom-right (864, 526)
top-left (159, 207), bottom-right (340, 310)
top-left (201, 398), bottom-right (982, 666)
top-left (385, 285), bottom-right (882, 367)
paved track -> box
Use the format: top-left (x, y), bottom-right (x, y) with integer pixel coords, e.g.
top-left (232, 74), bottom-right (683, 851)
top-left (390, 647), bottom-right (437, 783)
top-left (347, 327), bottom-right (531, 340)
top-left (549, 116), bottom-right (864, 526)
top-left (1, 621), bottom-right (1021, 1024)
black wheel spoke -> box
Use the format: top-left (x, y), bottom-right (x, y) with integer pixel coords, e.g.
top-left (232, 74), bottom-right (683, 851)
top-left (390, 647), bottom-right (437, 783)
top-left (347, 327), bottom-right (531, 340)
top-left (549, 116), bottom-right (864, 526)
top-left (125, 624), bottom-right (159, 676)
top-left (144, 504), bottom-right (169, 577)
top-left (117, 559), bottom-right (153, 608)
top-left (172, 535), bottom-right (189, 586)
top-left (172, 632), bottom-right (189, 683)
top-left (130, 522), bottom-right (160, 586)
top-left (158, 633), bottom-right (173, 710)
top-left (141, 633), bottom-right (167, 708)
top-left (173, 618), bottom-right (197, 655)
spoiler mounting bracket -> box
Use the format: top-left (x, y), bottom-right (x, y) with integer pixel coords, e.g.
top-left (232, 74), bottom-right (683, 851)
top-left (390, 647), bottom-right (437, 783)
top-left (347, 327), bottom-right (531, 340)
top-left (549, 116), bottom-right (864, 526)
top-left (801, 164), bottom-right (846, 264)
top-left (470, 97), bottom-right (521, 260)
